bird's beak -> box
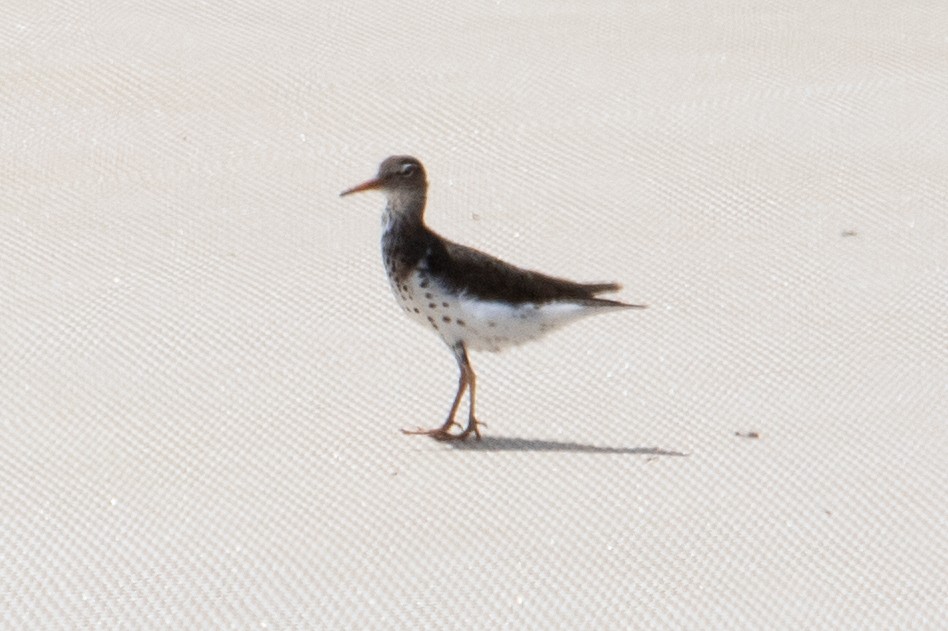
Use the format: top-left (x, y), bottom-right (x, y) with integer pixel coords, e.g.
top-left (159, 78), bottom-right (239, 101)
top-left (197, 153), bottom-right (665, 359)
top-left (340, 177), bottom-right (384, 197)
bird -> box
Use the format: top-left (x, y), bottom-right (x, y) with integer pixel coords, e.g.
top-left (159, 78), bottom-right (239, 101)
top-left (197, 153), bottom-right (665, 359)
top-left (340, 156), bottom-right (646, 441)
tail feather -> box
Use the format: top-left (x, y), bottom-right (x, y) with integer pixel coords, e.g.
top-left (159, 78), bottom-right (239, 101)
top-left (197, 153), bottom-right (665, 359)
top-left (586, 297), bottom-right (648, 309)
top-left (581, 282), bottom-right (647, 309)
top-left (583, 282), bottom-right (623, 295)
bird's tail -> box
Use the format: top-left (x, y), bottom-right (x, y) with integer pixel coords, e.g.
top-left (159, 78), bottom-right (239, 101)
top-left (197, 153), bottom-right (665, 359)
top-left (583, 282), bottom-right (622, 294)
top-left (581, 282), bottom-right (647, 309)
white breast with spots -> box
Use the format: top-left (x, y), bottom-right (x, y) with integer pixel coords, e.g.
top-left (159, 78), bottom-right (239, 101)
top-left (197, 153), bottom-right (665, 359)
top-left (388, 269), bottom-right (615, 353)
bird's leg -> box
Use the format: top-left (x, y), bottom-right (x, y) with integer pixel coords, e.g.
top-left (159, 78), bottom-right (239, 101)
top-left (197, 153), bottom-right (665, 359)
top-left (456, 346), bottom-right (483, 441)
top-left (433, 356), bottom-right (469, 438)
top-left (402, 344), bottom-right (469, 440)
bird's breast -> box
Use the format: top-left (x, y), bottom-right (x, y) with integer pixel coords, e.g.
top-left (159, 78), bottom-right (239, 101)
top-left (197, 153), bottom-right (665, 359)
top-left (382, 262), bottom-right (599, 352)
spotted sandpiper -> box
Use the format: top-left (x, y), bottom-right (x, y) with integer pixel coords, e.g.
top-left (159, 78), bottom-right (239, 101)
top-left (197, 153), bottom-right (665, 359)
top-left (341, 156), bottom-right (646, 441)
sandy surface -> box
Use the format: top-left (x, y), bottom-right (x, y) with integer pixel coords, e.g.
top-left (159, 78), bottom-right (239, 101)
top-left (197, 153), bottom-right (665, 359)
top-left (2, 0), bottom-right (947, 628)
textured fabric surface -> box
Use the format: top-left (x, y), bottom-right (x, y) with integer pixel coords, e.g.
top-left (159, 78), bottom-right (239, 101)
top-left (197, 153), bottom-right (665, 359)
top-left (2, 0), bottom-right (948, 628)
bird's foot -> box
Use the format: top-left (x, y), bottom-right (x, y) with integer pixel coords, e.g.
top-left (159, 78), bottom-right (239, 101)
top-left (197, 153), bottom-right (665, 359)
top-left (401, 419), bottom-right (463, 441)
top-left (401, 418), bottom-right (484, 441)
top-left (401, 426), bottom-right (457, 440)
top-left (457, 417), bottom-right (485, 441)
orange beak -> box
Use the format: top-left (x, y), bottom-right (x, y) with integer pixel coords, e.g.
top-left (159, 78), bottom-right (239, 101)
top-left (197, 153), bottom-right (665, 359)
top-left (340, 177), bottom-right (384, 197)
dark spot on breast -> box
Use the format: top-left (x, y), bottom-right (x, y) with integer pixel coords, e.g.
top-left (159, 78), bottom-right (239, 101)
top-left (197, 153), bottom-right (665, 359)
top-left (413, 307), bottom-right (420, 313)
top-left (488, 322), bottom-right (497, 328)
top-left (442, 302), bottom-right (449, 308)
top-left (401, 284), bottom-right (408, 291)
top-left (442, 316), bottom-right (451, 323)
top-left (424, 292), bottom-right (433, 299)
top-left (419, 279), bottom-right (430, 288)
top-left (457, 319), bottom-right (466, 327)
top-left (428, 302), bottom-right (436, 309)
top-left (427, 316), bottom-right (435, 323)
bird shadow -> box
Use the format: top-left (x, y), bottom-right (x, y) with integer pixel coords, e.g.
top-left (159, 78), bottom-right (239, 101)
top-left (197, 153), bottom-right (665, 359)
top-left (444, 434), bottom-right (688, 456)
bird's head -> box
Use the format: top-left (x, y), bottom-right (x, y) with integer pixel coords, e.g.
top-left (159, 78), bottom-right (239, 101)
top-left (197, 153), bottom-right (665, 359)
top-left (340, 156), bottom-right (428, 215)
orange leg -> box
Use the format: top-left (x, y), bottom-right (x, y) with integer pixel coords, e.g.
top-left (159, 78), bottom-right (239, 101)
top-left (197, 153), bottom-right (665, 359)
top-left (456, 347), bottom-right (483, 440)
top-left (402, 344), bottom-right (483, 441)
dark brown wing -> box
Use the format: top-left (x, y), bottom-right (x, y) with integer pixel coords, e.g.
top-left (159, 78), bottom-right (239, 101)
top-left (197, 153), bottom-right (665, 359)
top-left (421, 230), bottom-right (643, 308)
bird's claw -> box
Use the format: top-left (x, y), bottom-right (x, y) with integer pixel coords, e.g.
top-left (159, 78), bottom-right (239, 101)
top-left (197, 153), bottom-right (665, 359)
top-left (401, 418), bottom-right (484, 442)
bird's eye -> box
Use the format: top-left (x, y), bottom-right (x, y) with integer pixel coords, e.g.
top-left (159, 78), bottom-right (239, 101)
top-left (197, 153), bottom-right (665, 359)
top-left (399, 163), bottom-right (416, 176)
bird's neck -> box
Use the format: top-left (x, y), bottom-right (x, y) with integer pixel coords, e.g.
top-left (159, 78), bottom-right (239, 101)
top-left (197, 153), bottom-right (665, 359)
top-left (382, 189), bottom-right (427, 235)
top-left (381, 190), bottom-right (433, 275)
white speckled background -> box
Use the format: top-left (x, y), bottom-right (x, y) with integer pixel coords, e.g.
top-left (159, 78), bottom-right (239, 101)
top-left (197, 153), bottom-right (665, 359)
top-left (2, 0), bottom-right (947, 627)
